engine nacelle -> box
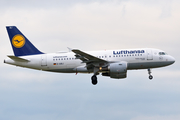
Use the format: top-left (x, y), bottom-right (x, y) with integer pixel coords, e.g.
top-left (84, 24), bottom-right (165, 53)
top-left (108, 61), bottom-right (127, 79)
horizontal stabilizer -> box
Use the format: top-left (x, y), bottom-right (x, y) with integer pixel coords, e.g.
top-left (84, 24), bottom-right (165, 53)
top-left (8, 55), bottom-right (30, 62)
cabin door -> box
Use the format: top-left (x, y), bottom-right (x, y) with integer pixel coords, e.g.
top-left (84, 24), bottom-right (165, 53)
top-left (147, 49), bottom-right (153, 60)
top-left (41, 54), bottom-right (47, 66)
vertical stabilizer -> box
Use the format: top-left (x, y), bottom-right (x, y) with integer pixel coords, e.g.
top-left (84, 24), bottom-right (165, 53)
top-left (6, 26), bottom-right (43, 56)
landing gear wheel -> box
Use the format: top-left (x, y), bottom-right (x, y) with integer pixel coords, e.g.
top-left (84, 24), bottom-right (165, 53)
top-left (149, 75), bottom-right (153, 80)
top-left (91, 75), bottom-right (98, 85)
top-left (148, 68), bottom-right (153, 80)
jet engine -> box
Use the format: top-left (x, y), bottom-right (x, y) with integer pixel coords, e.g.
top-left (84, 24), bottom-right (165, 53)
top-left (102, 61), bottom-right (127, 79)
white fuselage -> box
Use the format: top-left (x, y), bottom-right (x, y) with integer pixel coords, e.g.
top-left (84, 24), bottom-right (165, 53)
top-left (4, 48), bottom-right (175, 74)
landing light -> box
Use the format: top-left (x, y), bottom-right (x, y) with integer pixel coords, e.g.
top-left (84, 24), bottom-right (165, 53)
top-left (99, 67), bottom-right (102, 70)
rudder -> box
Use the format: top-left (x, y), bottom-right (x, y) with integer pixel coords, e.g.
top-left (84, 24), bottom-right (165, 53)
top-left (6, 26), bottom-right (43, 56)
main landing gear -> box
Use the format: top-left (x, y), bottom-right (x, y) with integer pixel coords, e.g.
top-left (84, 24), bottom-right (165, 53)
top-left (91, 75), bottom-right (98, 85)
top-left (91, 67), bottom-right (99, 85)
top-left (148, 68), bottom-right (153, 80)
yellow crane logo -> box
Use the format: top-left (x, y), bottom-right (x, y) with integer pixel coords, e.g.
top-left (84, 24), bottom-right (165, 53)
top-left (12, 34), bottom-right (25, 48)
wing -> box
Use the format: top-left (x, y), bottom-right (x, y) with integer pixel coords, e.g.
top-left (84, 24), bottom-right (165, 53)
top-left (72, 49), bottom-right (107, 64)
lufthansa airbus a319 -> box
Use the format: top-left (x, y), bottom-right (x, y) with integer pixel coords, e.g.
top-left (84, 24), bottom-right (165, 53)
top-left (4, 26), bottom-right (175, 85)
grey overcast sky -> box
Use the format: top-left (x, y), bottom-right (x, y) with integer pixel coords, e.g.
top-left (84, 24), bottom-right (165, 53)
top-left (0, 0), bottom-right (180, 120)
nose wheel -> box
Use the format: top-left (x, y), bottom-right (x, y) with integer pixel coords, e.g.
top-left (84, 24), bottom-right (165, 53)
top-left (149, 75), bottom-right (153, 79)
top-left (91, 75), bottom-right (98, 85)
top-left (148, 68), bottom-right (153, 80)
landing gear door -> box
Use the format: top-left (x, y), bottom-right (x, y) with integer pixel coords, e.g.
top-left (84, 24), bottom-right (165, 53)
top-left (41, 54), bottom-right (47, 66)
top-left (147, 49), bottom-right (153, 60)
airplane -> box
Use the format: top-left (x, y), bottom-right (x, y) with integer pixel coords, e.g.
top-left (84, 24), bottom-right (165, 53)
top-left (4, 26), bottom-right (175, 85)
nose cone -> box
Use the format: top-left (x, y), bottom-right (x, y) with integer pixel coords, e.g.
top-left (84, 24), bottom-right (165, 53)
top-left (169, 56), bottom-right (175, 64)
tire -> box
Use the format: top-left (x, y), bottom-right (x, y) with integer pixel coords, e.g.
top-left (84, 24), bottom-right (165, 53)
top-left (149, 75), bottom-right (153, 80)
top-left (91, 75), bottom-right (98, 85)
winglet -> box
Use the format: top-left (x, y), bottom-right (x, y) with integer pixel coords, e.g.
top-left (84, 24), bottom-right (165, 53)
top-left (67, 47), bottom-right (73, 52)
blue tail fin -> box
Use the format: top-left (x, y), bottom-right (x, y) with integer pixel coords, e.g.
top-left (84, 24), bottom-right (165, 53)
top-left (6, 26), bottom-right (44, 56)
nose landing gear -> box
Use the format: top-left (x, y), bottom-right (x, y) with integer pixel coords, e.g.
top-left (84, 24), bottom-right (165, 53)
top-left (148, 68), bottom-right (153, 80)
top-left (149, 75), bottom-right (153, 79)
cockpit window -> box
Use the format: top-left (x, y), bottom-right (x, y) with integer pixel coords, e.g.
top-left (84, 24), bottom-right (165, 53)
top-left (159, 52), bottom-right (167, 55)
